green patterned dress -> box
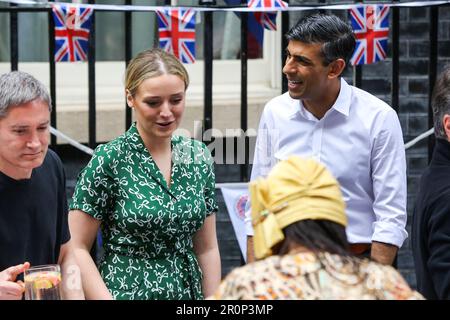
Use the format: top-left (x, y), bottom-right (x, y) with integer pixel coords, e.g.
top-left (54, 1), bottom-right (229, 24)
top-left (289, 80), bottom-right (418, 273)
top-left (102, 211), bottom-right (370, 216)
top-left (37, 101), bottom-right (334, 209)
top-left (70, 123), bottom-right (218, 300)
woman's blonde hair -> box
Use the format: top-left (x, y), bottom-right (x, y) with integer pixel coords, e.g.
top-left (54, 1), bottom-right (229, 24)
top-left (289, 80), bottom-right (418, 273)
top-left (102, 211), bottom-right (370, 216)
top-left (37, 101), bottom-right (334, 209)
top-left (125, 48), bottom-right (189, 96)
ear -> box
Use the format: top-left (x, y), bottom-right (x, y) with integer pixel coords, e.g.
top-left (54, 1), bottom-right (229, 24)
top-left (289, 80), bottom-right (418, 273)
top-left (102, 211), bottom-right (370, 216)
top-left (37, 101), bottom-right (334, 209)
top-left (126, 89), bottom-right (134, 108)
top-left (444, 114), bottom-right (450, 141)
top-left (327, 59), bottom-right (346, 79)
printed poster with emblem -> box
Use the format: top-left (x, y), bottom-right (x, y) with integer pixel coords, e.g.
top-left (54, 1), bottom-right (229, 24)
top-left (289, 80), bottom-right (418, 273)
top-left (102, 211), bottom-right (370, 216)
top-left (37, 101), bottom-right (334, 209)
top-left (219, 183), bottom-right (249, 262)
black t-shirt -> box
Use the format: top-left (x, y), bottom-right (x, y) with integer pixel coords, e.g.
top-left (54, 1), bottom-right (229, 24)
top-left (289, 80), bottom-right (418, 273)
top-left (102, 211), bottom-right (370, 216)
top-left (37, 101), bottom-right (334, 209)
top-left (0, 149), bottom-right (70, 274)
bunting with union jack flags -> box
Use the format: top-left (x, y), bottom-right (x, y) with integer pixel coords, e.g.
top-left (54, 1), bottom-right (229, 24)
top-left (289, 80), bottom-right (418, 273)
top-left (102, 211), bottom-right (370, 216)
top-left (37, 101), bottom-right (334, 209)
top-left (156, 9), bottom-right (196, 64)
top-left (349, 5), bottom-right (390, 65)
top-left (52, 4), bottom-right (93, 62)
top-left (247, 0), bottom-right (288, 31)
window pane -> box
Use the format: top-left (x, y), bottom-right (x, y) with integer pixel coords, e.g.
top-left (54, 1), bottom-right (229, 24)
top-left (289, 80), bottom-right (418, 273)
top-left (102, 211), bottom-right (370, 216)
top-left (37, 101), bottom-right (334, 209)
top-left (131, 0), bottom-right (161, 57)
top-left (0, 1), bottom-right (49, 62)
top-left (0, 7), bottom-right (10, 61)
top-left (178, 0), bottom-right (262, 59)
top-left (95, 0), bottom-right (125, 61)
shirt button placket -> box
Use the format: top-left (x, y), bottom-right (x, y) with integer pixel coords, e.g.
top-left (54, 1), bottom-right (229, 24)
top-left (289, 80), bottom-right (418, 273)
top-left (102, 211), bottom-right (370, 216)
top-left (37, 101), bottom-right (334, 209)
top-left (312, 121), bottom-right (324, 162)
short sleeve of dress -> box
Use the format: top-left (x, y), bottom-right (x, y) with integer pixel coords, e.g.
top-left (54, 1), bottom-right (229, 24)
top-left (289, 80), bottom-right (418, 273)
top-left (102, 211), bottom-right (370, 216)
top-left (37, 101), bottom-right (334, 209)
top-left (202, 144), bottom-right (218, 217)
top-left (69, 144), bottom-right (116, 221)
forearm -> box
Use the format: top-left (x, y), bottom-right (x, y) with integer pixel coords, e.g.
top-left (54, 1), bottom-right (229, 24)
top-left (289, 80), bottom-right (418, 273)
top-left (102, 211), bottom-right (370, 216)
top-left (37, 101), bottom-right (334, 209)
top-left (75, 249), bottom-right (113, 300)
top-left (59, 250), bottom-right (85, 300)
top-left (197, 247), bottom-right (221, 298)
top-left (371, 241), bottom-right (398, 265)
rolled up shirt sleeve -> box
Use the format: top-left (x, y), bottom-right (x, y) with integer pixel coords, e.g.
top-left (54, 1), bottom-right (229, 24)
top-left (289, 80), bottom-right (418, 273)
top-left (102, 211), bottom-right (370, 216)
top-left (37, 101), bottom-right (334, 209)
top-left (370, 108), bottom-right (408, 248)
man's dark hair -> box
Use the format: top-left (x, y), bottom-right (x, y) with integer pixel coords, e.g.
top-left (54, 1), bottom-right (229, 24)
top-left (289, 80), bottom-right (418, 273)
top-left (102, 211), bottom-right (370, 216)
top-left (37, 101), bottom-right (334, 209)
top-left (285, 13), bottom-right (356, 69)
top-left (432, 65), bottom-right (450, 140)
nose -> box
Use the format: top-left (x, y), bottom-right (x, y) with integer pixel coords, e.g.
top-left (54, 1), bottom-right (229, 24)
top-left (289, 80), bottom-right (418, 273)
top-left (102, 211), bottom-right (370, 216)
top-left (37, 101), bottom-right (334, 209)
top-left (26, 131), bottom-right (41, 150)
top-left (159, 101), bottom-right (173, 118)
top-left (283, 57), bottom-right (295, 75)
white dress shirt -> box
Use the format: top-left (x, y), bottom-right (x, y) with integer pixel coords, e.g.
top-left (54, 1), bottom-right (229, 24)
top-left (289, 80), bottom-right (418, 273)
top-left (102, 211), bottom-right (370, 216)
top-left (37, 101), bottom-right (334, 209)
top-left (245, 78), bottom-right (408, 248)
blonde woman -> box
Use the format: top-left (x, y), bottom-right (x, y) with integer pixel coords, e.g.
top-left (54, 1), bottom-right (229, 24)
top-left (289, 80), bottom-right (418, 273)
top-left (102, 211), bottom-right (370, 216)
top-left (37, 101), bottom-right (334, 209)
top-left (69, 48), bottom-right (221, 300)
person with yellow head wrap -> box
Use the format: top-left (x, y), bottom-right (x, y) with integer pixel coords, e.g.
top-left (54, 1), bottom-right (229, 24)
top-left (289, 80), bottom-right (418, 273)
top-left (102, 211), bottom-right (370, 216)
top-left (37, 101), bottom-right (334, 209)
top-left (251, 156), bottom-right (347, 260)
top-left (209, 156), bottom-right (423, 300)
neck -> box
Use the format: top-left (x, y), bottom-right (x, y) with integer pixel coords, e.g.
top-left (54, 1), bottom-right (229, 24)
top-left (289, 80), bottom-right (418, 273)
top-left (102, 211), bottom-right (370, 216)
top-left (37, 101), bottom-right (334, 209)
top-left (302, 78), bottom-right (341, 120)
top-left (136, 123), bottom-right (172, 155)
top-left (145, 136), bottom-right (172, 156)
top-left (0, 162), bottom-right (32, 180)
top-left (287, 244), bottom-right (311, 255)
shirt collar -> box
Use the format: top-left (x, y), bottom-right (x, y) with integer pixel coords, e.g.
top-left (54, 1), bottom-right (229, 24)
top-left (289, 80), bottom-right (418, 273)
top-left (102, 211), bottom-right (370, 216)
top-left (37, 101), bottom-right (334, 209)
top-left (431, 138), bottom-right (450, 166)
top-left (290, 78), bottom-right (352, 120)
top-left (125, 122), bottom-right (146, 152)
top-left (332, 78), bottom-right (351, 117)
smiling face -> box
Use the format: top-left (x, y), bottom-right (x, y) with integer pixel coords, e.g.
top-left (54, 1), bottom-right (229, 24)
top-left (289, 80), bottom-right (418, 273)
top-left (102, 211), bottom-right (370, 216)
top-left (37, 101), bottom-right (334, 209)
top-left (282, 40), bottom-right (333, 102)
top-left (127, 74), bottom-right (186, 141)
top-left (0, 99), bottom-right (50, 179)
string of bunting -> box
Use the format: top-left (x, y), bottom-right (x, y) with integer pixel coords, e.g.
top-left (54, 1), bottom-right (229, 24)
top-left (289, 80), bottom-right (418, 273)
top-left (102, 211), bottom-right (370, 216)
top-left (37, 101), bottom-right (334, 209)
top-left (2, 0), bottom-right (450, 12)
top-left (1, 0), bottom-right (449, 63)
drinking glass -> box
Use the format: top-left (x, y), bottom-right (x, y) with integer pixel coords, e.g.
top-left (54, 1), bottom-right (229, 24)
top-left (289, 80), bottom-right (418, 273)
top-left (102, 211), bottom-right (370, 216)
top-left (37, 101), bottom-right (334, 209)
top-left (24, 264), bottom-right (62, 300)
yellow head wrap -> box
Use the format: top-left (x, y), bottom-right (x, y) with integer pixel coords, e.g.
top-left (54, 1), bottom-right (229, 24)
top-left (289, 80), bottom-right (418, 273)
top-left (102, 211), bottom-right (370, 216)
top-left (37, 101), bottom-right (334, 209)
top-left (251, 156), bottom-right (347, 260)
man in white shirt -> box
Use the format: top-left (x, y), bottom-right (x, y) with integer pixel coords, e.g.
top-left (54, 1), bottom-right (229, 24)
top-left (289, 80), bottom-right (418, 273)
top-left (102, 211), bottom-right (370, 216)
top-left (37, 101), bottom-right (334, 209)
top-left (246, 13), bottom-right (407, 265)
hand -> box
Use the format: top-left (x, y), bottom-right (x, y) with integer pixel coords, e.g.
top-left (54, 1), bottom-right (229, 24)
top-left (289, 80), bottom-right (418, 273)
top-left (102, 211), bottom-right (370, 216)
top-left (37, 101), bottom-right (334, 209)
top-left (0, 262), bottom-right (30, 300)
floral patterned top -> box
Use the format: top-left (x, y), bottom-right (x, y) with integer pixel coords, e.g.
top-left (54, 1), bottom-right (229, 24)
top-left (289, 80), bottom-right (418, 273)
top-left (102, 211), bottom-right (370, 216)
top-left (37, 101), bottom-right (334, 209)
top-left (210, 252), bottom-right (424, 300)
top-left (70, 123), bottom-right (218, 300)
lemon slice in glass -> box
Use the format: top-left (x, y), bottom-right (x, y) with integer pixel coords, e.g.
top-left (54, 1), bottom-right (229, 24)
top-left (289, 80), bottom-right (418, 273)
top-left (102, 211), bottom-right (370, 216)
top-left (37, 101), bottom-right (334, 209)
top-left (33, 278), bottom-right (53, 290)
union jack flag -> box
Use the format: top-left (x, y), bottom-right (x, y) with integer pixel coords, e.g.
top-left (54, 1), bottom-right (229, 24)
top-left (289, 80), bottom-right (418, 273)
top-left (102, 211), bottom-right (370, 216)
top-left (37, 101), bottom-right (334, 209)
top-left (247, 0), bottom-right (288, 31)
top-left (349, 5), bottom-right (390, 65)
top-left (156, 9), bottom-right (196, 64)
top-left (52, 4), bottom-right (93, 62)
